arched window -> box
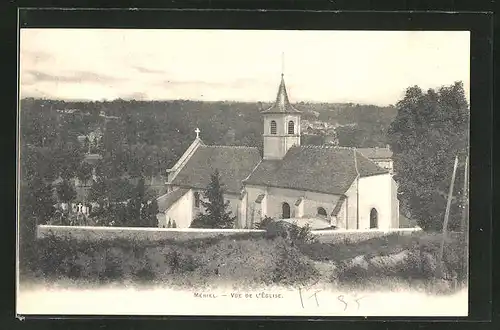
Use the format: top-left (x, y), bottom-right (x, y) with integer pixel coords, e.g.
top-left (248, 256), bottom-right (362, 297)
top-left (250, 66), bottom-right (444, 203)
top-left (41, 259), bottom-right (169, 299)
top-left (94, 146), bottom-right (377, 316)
top-left (317, 207), bottom-right (327, 218)
top-left (270, 120), bottom-right (277, 135)
top-left (194, 192), bottom-right (200, 208)
top-left (288, 121), bottom-right (295, 134)
top-left (282, 202), bottom-right (291, 219)
top-left (370, 208), bottom-right (378, 229)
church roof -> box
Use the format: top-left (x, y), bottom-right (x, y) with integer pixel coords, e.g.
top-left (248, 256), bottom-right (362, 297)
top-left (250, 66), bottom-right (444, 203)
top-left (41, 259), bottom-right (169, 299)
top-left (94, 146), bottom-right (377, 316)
top-left (170, 145), bottom-right (262, 194)
top-left (261, 74), bottom-right (301, 114)
top-left (157, 188), bottom-right (190, 213)
top-left (243, 146), bottom-right (388, 195)
top-left (357, 147), bottom-right (393, 159)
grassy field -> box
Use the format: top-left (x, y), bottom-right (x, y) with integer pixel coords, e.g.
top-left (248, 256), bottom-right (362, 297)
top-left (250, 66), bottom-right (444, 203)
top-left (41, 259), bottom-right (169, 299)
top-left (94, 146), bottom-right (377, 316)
top-left (19, 228), bottom-right (467, 294)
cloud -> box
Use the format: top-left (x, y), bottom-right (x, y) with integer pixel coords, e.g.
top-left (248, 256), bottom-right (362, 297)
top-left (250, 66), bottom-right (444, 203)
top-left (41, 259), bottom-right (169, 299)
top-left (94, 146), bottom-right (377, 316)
top-left (155, 77), bottom-right (265, 90)
top-left (21, 50), bottom-right (53, 63)
top-left (133, 66), bottom-right (167, 75)
top-left (25, 70), bottom-right (121, 84)
top-left (158, 79), bottom-right (227, 88)
top-left (18, 30), bottom-right (469, 104)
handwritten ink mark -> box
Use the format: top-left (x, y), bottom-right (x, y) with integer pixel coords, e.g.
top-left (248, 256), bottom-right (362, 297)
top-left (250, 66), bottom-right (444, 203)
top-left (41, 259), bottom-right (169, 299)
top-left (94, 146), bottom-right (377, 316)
top-left (354, 296), bottom-right (366, 310)
top-left (309, 290), bottom-right (321, 307)
top-left (298, 287), bottom-right (304, 308)
top-left (337, 295), bottom-right (348, 311)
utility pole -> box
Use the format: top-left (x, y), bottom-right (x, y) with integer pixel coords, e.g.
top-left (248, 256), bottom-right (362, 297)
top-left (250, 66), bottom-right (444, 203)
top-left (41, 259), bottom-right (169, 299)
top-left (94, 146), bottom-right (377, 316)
top-left (461, 154), bottom-right (469, 281)
top-left (437, 155), bottom-right (459, 279)
top-left (461, 155), bottom-right (469, 232)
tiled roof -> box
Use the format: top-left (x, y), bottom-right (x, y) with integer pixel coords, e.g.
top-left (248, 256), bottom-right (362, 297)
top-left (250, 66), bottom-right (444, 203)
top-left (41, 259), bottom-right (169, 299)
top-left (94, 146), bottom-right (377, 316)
top-left (244, 146), bottom-right (388, 195)
top-left (157, 188), bottom-right (189, 212)
top-left (261, 75), bottom-right (301, 114)
top-left (170, 145), bottom-right (262, 194)
top-left (355, 151), bottom-right (390, 177)
top-left (357, 147), bottom-right (393, 159)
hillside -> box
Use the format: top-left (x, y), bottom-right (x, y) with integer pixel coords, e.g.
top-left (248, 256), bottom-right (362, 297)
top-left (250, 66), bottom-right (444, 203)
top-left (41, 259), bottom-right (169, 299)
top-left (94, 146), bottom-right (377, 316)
top-left (20, 98), bottom-right (398, 171)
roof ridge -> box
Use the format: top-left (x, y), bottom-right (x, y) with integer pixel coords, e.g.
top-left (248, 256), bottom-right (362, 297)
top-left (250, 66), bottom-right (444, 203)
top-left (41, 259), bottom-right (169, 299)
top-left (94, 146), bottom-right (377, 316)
top-left (300, 145), bottom-right (355, 150)
top-left (242, 158), bottom-right (263, 183)
top-left (205, 145), bottom-right (259, 149)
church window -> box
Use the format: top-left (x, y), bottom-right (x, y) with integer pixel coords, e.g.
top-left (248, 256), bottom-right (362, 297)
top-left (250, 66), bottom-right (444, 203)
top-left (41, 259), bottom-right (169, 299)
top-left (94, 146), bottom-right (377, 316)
top-left (370, 208), bottom-right (378, 229)
top-left (194, 192), bottom-right (200, 208)
top-left (317, 207), bottom-right (327, 218)
top-left (270, 120), bottom-right (277, 135)
top-left (288, 121), bottom-right (295, 134)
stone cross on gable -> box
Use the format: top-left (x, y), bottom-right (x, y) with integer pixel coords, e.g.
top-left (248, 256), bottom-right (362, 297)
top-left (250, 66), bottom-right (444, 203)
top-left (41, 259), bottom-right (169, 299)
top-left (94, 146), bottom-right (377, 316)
top-left (195, 127), bottom-right (201, 139)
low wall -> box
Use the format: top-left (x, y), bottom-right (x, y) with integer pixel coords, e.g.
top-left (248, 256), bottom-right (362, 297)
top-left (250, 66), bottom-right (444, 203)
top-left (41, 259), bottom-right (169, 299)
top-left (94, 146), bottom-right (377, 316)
top-left (313, 227), bottom-right (423, 243)
top-left (37, 225), bottom-right (422, 243)
top-left (37, 225), bottom-right (265, 242)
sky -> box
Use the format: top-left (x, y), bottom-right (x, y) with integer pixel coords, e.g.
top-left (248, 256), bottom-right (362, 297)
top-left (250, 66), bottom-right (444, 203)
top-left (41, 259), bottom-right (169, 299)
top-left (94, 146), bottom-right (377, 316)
top-left (20, 29), bottom-right (470, 106)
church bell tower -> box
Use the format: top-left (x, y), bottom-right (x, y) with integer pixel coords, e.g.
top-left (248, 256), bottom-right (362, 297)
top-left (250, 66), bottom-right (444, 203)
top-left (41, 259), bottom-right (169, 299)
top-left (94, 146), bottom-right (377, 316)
top-left (261, 73), bottom-right (301, 160)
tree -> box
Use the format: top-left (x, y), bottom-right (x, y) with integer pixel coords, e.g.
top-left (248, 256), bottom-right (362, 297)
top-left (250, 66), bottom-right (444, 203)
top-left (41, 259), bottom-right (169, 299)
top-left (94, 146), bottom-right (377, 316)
top-left (52, 142), bottom-right (85, 180)
top-left (77, 161), bottom-right (93, 186)
top-left (127, 177), bottom-right (145, 226)
top-left (56, 179), bottom-right (77, 204)
top-left (88, 178), bottom-right (108, 210)
top-left (22, 176), bottom-right (55, 223)
top-left (190, 169), bottom-right (236, 229)
top-left (141, 199), bottom-right (159, 227)
top-left (387, 82), bottom-right (469, 231)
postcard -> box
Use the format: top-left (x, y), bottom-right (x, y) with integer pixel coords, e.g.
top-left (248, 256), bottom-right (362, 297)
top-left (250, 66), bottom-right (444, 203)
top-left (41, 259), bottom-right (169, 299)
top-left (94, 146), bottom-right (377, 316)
top-left (17, 26), bottom-right (470, 317)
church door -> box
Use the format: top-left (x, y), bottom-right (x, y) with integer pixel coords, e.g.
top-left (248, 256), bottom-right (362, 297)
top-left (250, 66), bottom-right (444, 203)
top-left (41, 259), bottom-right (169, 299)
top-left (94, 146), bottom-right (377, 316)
top-left (370, 208), bottom-right (378, 229)
top-left (282, 202), bottom-right (291, 219)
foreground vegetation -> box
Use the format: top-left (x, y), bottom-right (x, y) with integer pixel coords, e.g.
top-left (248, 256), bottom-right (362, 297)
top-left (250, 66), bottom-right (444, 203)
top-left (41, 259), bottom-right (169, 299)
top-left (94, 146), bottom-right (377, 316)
top-left (19, 224), bottom-right (467, 294)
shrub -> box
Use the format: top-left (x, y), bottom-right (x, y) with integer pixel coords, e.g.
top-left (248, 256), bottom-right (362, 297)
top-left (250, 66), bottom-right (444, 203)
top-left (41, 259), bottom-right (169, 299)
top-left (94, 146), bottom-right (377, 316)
top-left (165, 250), bottom-right (199, 274)
top-left (18, 215), bottom-right (38, 276)
top-left (336, 262), bottom-right (371, 285)
top-left (272, 244), bottom-right (319, 286)
top-left (288, 223), bottom-right (317, 244)
top-left (133, 261), bottom-right (155, 282)
top-left (264, 220), bottom-right (317, 244)
top-left (101, 248), bottom-right (125, 281)
top-left (36, 234), bottom-right (78, 278)
top-left (254, 216), bottom-right (274, 229)
top-left (264, 220), bottom-right (291, 240)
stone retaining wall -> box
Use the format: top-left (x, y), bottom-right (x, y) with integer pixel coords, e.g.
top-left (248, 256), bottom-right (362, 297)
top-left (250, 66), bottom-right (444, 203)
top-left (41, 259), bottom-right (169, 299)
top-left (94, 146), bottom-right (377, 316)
top-left (37, 225), bottom-right (422, 243)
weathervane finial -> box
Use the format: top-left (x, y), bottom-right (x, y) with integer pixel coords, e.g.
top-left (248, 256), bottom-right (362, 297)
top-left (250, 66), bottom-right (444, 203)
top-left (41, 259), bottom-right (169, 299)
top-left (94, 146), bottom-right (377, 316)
top-left (281, 52), bottom-right (285, 77)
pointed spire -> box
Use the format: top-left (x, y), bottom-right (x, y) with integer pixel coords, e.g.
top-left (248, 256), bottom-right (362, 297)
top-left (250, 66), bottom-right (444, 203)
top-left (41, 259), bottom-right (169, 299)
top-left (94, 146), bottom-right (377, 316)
top-left (261, 73), bottom-right (301, 114)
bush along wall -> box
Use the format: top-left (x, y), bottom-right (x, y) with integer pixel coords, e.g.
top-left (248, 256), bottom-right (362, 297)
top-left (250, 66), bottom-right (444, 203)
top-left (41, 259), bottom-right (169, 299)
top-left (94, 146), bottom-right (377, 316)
top-left (24, 225), bottom-right (467, 294)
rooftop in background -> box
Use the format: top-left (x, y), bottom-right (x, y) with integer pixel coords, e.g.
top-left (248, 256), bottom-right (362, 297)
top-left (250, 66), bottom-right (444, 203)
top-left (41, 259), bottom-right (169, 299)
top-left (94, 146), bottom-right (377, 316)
top-left (357, 146), bottom-right (393, 159)
top-left (83, 154), bottom-right (102, 165)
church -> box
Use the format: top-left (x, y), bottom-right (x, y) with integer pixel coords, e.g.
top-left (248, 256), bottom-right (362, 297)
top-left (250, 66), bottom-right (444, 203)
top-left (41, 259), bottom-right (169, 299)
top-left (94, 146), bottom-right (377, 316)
top-left (157, 74), bottom-right (400, 230)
